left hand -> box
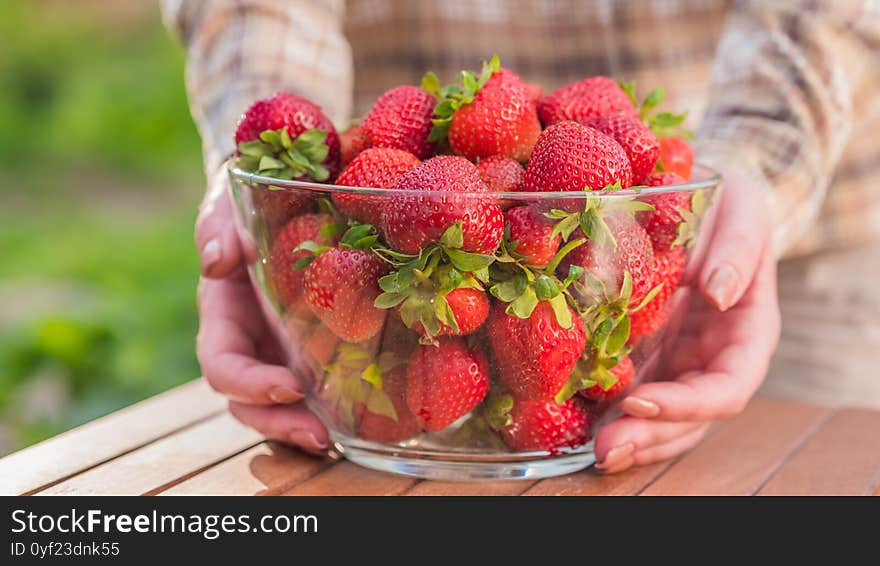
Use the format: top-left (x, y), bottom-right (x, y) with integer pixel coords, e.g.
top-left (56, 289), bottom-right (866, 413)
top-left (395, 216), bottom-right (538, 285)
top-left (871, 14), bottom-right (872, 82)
top-left (594, 171), bottom-right (781, 473)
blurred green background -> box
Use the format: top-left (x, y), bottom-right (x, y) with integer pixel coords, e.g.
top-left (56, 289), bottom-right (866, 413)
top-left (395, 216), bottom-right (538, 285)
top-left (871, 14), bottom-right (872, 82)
top-left (0, 1), bottom-right (204, 455)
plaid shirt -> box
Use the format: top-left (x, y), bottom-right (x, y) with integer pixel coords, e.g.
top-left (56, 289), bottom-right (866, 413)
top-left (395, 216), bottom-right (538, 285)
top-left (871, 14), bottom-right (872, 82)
top-left (163, 0), bottom-right (880, 258)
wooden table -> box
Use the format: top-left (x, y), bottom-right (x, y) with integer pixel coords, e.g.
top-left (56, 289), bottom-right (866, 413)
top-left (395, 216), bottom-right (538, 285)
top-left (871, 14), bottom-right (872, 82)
top-left (2, 379), bottom-right (879, 496)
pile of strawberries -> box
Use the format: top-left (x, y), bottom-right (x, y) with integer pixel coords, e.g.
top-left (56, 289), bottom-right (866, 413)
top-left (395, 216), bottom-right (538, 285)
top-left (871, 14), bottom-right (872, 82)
top-left (234, 56), bottom-right (708, 453)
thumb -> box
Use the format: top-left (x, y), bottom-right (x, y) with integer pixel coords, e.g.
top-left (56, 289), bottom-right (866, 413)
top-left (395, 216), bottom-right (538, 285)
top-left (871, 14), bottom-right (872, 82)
top-left (195, 166), bottom-right (243, 279)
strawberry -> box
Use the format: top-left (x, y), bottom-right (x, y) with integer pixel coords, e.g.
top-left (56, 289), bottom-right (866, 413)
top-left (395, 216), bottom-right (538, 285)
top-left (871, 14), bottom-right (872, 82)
top-left (339, 124), bottom-right (367, 167)
top-left (477, 155), bottom-right (526, 211)
top-left (636, 172), bottom-right (690, 251)
top-left (360, 85), bottom-right (436, 159)
top-left (487, 301), bottom-right (586, 401)
top-left (524, 81), bottom-right (544, 103)
top-left (425, 57), bottom-right (541, 162)
top-left (492, 394), bottom-right (595, 451)
top-left (581, 114), bottom-right (659, 185)
top-left (523, 121), bottom-right (633, 195)
top-left (333, 148), bottom-right (421, 226)
top-left (302, 227), bottom-right (390, 343)
top-left (406, 336), bottom-right (490, 432)
top-left (357, 366), bottom-right (422, 442)
top-left (657, 136), bottom-right (694, 180)
top-left (559, 212), bottom-right (655, 307)
top-left (537, 76), bottom-right (637, 126)
top-left (579, 355), bottom-right (633, 403)
top-left (629, 247), bottom-right (686, 340)
top-left (504, 206), bottom-right (561, 267)
top-left (252, 189), bottom-right (317, 232)
top-left (234, 91), bottom-right (341, 182)
top-left (410, 287), bottom-right (489, 337)
top-left (476, 155), bottom-right (525, 193)
top-left (269, 213), bottom-right (338, 316)
top-left (382, 155), bottom-right (504, 255)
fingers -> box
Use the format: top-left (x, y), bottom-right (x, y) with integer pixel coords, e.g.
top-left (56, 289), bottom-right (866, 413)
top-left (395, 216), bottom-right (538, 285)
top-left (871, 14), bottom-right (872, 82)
top-left (229, 401), bottom-right (329, 454)
top-left (197, 277), bottom-right (305, 405)
top-left (697, 173), bottom-right (771, 311)
top-left (594, 418), bottom-right (707, 471)
top-left (195, 168), bottom-right (243, 278)
top-left (620, 247), bottom-right (780, 422)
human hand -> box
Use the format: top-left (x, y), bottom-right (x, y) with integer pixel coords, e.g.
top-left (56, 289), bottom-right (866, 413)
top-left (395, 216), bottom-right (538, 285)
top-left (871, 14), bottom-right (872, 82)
top-left (195, 170), bottom-right (329, 454)
top-left (594, 171), bottom-right (781, 473)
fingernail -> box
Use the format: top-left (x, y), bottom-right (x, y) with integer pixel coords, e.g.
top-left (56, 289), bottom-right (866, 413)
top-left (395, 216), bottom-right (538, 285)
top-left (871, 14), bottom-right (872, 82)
top-left (595, 442), bottom-right (635, 470)
top-left (620, 396), bottom-right (661, 418)
top-left (201, 239), bottom-right (222, 273)
top-left (289, 429), bottom-right (328, 451)
top-left (268, 386), bottom-right (303, 404)
top-left (704, 264), bottom-right (738, 311)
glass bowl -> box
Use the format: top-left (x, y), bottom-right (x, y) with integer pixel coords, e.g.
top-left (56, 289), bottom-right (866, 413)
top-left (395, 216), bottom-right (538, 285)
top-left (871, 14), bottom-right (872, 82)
top-left (227, 163), bottom-right (720, 481)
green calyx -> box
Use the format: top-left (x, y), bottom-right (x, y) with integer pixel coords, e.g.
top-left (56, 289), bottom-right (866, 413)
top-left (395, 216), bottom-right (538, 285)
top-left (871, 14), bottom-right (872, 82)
top-left (373, 223), bottom-right (493, 339)
top-left (671, 188), bottom-right (712, 249)
top-left (488, 234), bottom-right (585, 329)
top-left (547, 192), bottom-right (654, 248)
top-left (319, 344), bottom-right (405, 428)
top-left (619, 81), bottom-right (693, 140)
top-left (236, 127), bottom-right (331, 182)
top-left (423, 54), bottom-right (501, 145)
top-left (292, 221), bottom-right (377, 270)
top-left (484, 391), bottom-right (515, 431)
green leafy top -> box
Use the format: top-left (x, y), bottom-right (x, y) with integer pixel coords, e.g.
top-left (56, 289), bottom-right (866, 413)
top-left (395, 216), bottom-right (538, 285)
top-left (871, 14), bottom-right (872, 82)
top-left (672, 188), bottom-right (712, 249)
top-left (547, 192), bottom-right (654, 249)
top-left (236, 127), bottom-right (331, 181)
top-left (293, 221), bottom-right (378, 270)
top-left (422, 54), bottom-right (501, 145)
top-left (372, 223), bottom-right (494, 340)
top-left (619, 81), bottom-right (693, 140)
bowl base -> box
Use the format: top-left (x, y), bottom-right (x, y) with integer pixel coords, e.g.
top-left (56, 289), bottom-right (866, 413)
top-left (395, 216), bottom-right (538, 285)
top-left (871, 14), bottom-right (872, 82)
top-left (333, 439), bottom-right (596, 482)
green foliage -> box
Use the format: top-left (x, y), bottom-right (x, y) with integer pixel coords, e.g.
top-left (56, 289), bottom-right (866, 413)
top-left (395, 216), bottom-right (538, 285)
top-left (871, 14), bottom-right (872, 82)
top-left (0, 2), bottom-right (205, 453)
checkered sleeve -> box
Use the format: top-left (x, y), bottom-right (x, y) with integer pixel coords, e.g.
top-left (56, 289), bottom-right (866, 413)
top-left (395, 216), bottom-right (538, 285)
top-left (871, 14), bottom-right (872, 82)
top-left (696, 0), bottom-right (880, 256)
top-left (162, 0), bottom-right (353, 174)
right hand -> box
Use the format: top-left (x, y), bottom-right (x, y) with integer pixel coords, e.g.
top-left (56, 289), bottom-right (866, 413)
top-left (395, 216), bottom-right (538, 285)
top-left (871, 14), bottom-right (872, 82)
top-left (194, 170), bottom-right (329, 454)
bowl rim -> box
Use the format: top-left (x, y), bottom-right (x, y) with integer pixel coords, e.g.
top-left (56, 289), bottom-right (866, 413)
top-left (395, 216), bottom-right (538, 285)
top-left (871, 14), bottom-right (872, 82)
top-left (227, 161), bottom-right (720, 199)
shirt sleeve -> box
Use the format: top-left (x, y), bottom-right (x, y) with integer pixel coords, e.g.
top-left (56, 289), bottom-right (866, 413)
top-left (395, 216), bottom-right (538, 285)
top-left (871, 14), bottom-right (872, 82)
top-left (695, 0), bottom-right (880, 256)
top-left (162, 0), bottom-right (353, 174)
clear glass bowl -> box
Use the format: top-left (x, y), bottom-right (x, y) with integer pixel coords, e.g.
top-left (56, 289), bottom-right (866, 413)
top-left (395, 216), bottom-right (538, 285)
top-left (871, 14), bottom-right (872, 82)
top-left (228, 163), bottom-right (720, 480)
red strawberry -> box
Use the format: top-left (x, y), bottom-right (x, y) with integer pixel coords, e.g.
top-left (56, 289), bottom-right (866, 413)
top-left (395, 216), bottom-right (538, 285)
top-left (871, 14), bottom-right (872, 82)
top-left (505, 206), bottom-right (561, 267)
top-left (579, 355), bottom-right (634, 403)
top-left (360, 85), bottom-right (436, 159)
top-left (269, 213), bottom-right (337, 316)
top-left (406, 337), bottom-right (490, 432)
top-left (537, 76), bottom-right (638, 126)
top-left (411, 287), bottom-right (489, 337)
top-left (487, 301), bottom-right (587, 401)
top-left (657, 137), bottom-right (694, 180)
top-left (629, 247), bottom-right (686, 340)
top-left (333, 148), bottom-right (421, 226)
top-left (382, 155), bottom-right (504, 255)
top-left (559, 212), bottom-right (655, 306)
top-left (357, 366), bottom-right (422, 442)
top-left (524, 81), bottom-right (544, 103)
top-left (477, 155), bottom-right (526, 210)
top-left (581, 114), bottom-right (659, 184)
top-left (446, 67), bottom-right (541, 162)
top-left (498, 396), bottom-right (594, 451)
top-left (252, 189), bottom-right (317, 232)
top-left (234, 91), bottom-right (341, 181)
top-left (523, 121), bottom-right (633, 194)
top-left (637, 172), bottom-right (690, 251)
top-left (303, 248), bottom-right (389, 342)
top-left (339, 124), bottom-right (367, 167)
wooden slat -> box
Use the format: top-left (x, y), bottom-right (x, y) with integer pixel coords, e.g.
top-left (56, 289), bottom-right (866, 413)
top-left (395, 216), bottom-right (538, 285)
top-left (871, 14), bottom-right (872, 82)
top-left (523, 461), bottom-right (673, 496)
top-left (161, 442), bottom-right (331, 496)
top-left (0, 379), bottom-right (224, 495)
top-left (38, 413), bottom-right (261, 495)
top-left (642, 397), bottom-right (829, 496)
top-left (406, 480), bottom-right (534, 496)
top-left (283, 461), bottom-right (416, 495)
top-left (758, 409), bottom-right (880, 495)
